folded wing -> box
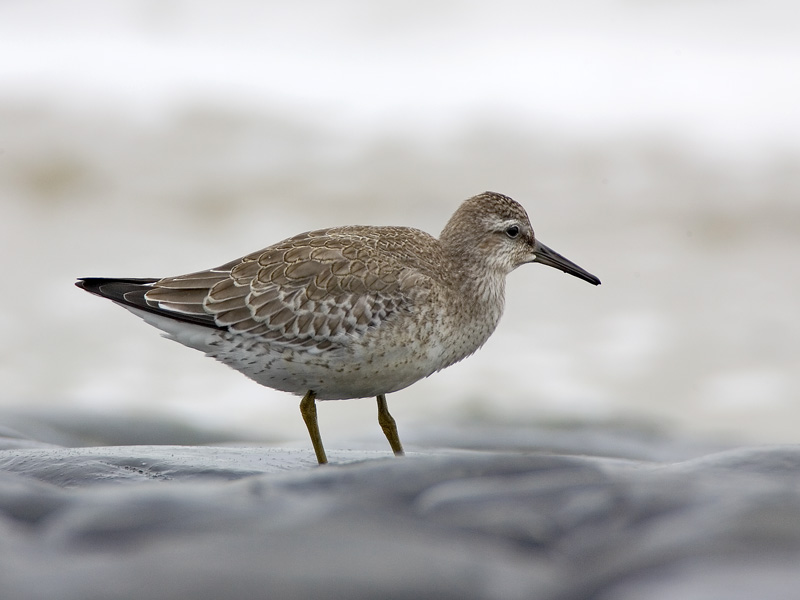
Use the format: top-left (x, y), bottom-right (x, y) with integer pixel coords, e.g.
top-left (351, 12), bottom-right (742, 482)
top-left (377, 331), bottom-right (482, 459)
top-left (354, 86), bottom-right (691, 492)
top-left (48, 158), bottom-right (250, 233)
top-left (142, 227), bottom-right (427, 351)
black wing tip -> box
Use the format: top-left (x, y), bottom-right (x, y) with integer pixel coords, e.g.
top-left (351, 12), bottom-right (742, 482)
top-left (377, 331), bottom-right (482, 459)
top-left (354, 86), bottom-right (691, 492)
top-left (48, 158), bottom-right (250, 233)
top-left (75, 277), bottom-right (103, 294)
top-left (76, 276), bottom-right (224, 331)
top-left (75, 277), bottom-right (159, 299)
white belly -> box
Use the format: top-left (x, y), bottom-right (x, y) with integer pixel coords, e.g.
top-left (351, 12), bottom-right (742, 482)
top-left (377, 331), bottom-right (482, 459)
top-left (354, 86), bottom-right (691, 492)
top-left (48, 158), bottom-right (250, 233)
top-left (124, 295), bottom-right (501, 400)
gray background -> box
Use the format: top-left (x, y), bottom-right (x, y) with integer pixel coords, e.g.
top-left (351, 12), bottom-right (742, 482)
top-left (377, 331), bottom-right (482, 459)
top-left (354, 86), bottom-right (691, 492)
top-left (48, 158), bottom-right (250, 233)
top-left (1, 1), bottom-right (799, 444)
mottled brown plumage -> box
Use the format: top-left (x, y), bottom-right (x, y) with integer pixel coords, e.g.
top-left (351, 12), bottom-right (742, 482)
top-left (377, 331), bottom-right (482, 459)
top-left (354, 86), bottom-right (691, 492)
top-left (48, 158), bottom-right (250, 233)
top-left (77, 191), bottom-right (600, 464)
top-left (147, 226), bottom-right (442, 350)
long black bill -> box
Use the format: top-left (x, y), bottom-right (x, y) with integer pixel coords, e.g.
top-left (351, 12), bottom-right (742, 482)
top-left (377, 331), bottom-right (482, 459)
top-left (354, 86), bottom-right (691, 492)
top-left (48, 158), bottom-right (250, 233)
top-left (532, 240), bottom-right (601, 286)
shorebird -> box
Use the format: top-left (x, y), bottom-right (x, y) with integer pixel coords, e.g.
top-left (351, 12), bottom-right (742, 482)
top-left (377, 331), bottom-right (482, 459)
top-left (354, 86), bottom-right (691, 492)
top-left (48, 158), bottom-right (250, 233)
top-left (77, 192), bottom-right (600, 464)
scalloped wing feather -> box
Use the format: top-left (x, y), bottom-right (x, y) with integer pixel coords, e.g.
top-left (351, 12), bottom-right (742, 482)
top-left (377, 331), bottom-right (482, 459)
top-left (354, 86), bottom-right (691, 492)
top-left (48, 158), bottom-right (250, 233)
top-left (143, 226), bottom-right (443, 351)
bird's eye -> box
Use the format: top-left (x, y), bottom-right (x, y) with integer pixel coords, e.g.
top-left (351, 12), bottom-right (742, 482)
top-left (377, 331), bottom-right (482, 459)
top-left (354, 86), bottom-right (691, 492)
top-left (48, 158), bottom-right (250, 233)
top-left (505, 225), bottom-right (520, 239)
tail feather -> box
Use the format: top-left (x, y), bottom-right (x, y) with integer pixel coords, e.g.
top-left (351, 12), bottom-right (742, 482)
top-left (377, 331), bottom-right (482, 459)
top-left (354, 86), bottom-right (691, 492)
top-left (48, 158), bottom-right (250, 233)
top-left (75, 277), bottom-right (221, 330)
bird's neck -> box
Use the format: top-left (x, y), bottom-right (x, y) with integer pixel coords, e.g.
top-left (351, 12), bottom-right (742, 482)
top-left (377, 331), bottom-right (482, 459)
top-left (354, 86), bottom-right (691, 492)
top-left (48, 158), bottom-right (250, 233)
top-left (445, 248), bottom-right (507, 331)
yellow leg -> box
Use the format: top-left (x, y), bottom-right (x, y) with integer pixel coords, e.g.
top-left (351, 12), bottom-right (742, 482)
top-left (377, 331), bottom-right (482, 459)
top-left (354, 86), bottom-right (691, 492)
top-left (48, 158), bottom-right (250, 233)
top-left (377, 394), bottom-right (404, 456)
top-left (300, 390), bottom-right (328, 465)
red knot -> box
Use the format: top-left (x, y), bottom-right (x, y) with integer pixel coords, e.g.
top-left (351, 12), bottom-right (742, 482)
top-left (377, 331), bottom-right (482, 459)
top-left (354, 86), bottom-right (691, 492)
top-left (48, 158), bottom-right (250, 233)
top-left (77, 191), bottom-right (600, 464)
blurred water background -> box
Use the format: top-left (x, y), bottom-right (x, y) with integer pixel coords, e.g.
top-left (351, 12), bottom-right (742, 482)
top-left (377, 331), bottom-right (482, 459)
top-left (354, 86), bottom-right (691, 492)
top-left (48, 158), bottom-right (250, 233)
top-left (1, 0), bottom-right (798, 445)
